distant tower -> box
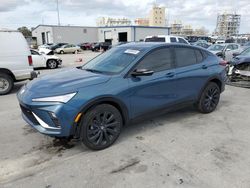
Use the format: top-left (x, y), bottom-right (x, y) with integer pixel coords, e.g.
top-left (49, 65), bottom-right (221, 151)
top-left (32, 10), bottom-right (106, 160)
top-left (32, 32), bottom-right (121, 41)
top-left (149, 4), bottom-right (166, 27)
top-left (215, 12), bottom-right (241, 37)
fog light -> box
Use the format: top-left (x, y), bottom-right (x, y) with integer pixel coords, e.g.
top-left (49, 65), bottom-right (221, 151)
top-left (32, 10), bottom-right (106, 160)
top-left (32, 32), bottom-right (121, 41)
top-left (49, 112), bottom-right (61, 128)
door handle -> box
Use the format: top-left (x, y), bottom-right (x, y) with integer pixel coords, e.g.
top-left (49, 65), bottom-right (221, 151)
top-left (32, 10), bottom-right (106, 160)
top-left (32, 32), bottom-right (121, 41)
top-left (165, 72), bottom-right (175, 78)
top-left (202, 65), bottom-right (208, 69)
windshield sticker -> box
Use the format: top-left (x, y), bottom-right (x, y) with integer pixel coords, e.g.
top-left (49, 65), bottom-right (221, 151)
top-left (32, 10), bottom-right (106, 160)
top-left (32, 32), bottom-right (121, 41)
top-left (124, 49), bottom-right (140, 55)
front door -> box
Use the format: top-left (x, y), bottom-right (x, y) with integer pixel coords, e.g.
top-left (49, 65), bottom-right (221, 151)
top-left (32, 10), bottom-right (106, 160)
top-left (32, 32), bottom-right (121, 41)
top-left (128, 47), bottom-right (177, 118)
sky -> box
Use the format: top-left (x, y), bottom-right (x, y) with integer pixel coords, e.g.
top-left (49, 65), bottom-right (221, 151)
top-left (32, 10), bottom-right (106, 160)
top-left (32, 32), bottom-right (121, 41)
top-left (0, 0), bottom-right (250, 34)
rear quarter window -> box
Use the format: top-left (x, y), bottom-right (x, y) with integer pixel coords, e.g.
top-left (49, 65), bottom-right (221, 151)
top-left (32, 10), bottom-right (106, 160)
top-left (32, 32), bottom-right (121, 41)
top-left (174, 47), bottom-right (197, 67)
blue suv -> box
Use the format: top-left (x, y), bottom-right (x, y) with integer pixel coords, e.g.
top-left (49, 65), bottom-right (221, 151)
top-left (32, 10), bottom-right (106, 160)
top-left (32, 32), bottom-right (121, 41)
top-left (17, 43), bottom-right (226, 150)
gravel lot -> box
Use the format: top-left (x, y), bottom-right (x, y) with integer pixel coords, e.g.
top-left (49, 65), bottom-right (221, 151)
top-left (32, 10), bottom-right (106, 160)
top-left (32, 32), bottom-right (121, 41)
top-left (0, 51), bottom-right (250, 188)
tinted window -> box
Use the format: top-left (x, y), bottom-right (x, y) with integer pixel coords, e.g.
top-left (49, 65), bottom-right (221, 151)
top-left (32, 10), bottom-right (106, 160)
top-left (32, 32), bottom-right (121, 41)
top-left (170, 37), bottom-right (177, 43)
top-left (174, 47), bottom-right (197, 67)
top-left (136, 48), bottom-right (172, 72)
top-left (195, 50), bottom-right (203, 63)
top-left (233, 44), bottom-right (238, 50)
top-left (145, 37), bottom-right (165, 42)
top-left (178, 38), bottom-right (188, 44)
top-left (226, 45), bottom-right (234, 50)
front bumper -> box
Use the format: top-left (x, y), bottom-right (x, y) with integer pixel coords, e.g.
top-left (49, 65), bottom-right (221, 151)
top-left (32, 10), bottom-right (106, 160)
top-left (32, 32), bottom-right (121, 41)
top-left (18, 97), bottom-right (79, 137)
top-left (57, 59), bottom-right (62, 65)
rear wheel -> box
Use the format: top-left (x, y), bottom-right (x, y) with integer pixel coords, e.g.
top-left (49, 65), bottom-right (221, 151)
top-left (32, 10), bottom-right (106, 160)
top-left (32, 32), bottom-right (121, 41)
top-left (0, 73), bottom-right (14, 95)
top-left (47, 59), bottom-right (58, 69)
top-left (80, 104), bottom-right (122, 150)
top-left (60, 50), bottom-right (64, 54)
top-left (197, 82), bottom-right (220, 113)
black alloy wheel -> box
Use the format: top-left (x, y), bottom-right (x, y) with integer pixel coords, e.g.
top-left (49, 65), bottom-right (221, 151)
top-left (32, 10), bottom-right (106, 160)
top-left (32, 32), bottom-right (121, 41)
top-left (80, 104), bottom-right (122, 150)
top-left (198, 82), bottom-right (220, 113)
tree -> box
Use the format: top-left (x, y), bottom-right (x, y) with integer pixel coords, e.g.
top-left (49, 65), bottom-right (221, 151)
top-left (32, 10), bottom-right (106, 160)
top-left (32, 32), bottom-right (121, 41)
top-left (17, 26), bottom-right (32, 37)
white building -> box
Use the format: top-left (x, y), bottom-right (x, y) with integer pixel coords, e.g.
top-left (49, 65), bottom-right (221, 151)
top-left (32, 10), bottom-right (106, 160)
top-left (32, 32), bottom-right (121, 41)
top-left (32, 25), bottom-right (98, 45)
top-left (98, 26), bottom-right (170, 44)
top-left (32, 25), bottom-right (171, 46)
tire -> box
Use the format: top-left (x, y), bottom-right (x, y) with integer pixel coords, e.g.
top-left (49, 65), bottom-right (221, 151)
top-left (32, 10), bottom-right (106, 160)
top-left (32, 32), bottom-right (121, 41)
top-left (60, 50), bottom-right (64, 54)
top-left (0, 73), bottom-right (14, 95)
top-left (197, 82), bottom-right (220, 113)
top-left (80, 104), bottom-right (123, 150)
top-left (47, 59), bottom-right (58, 69)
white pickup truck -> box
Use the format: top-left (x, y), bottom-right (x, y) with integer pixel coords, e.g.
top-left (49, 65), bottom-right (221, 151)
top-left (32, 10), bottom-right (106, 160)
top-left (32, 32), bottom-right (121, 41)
top-left (0, 29), bottom-right (37, 95)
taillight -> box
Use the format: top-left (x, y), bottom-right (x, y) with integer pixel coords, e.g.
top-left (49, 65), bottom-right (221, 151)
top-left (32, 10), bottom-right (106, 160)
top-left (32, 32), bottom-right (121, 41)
top-left (28, 55), bottom-right (33, 66)
top-left (219, 60), bottom-right (227, 66)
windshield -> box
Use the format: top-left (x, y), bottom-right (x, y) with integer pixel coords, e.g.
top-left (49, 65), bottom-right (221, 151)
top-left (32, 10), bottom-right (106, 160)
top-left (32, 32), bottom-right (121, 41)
top-left (240, 47), bottom-right (250, 56)
top-left (82, 47), bottom-right (141, 74)
top-left (208, 44), bottom-right (224, 51)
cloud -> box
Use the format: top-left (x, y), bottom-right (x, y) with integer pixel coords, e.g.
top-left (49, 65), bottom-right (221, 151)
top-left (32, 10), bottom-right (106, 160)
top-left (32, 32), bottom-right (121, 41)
top-left (0, 0), bottom-right (249, 33)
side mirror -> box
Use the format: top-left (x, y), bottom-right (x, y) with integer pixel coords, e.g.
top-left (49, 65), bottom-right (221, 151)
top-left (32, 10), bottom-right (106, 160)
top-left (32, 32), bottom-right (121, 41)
top-left (233, 52), bottom-right (240, 57)
top-left (131, 69), bottom-right (154, 77)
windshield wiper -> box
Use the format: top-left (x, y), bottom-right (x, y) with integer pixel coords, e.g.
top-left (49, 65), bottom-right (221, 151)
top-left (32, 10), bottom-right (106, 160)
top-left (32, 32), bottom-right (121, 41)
top-left (83, 68), bottom-right (104, 74)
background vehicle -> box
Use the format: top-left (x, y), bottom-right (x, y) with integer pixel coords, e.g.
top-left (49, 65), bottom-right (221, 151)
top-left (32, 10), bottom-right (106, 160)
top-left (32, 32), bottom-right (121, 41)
top-left (49, 43), bottom-right (68, 51)
top-left (0, 29), bottom-right (36, 95)
top-left (208, 43), bottom-right (242, 61)
top-left (31, 49), bottom-right (62, 69)
top-left (79, 43), bottom-right (92, 50)
top-left (227, 47), bottom-right (250, 82)
top-left (192, 40), bottom-right (210, 49)
top-left (55, 44), bottom-right (81, 54)
top-left (186, 36), bottom-right (212, 43)
top-left (91, 42), bottom-right (111, 51)
top-left (38, 43), bottom-right (53, 51)
top-left (145, 35), bottom-right (190, 44)
top-left (18, 43), bottom-right (226, 150)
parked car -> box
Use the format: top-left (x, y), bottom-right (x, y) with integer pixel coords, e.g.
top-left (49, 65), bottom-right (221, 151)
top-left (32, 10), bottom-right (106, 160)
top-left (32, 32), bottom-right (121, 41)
top-left (31, 49), bottom-right (62, 69)
top-left (55, 44), bottom-right (81, 54)
top-left (79, 43), bottom-right (92, 50)
top-left (227, 47), bottom-right (250, 82)
top-left (208, 43), bottom-right (242, 61)
top-left (193, 41), bottom-right (210, 49)
top-left (91, 42), bottom-right (111, 51)
top-left (0, 29), bottom-right (37, 95)
top-left (145, 35), bottom-right (190, 44)
top-left (49, 43), bottom-right (68, 51)
top-left (17, 43), bottom-right (226, 150)
top-left (215, 40), bottom-right (225, 44)
top-left (38, 43), bottom-right (54, 51)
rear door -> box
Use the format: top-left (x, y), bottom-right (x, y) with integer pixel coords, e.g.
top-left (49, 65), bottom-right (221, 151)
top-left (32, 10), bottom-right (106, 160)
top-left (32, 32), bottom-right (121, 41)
top-left (173, 46), bottom-right (210, 102)
top-left (128, 47), bottom-right (177, 118)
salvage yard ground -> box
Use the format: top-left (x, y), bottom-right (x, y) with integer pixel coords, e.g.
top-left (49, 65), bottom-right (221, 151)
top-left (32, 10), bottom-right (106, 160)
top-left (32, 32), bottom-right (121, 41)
top-left (0, 51), bottom-right (250, 188)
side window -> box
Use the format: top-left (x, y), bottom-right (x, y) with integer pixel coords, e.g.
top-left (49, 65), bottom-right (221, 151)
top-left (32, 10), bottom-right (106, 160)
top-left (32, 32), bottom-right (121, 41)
top-left (136, 48), bottom-right (173, 72)
top-left (226, 45), bottom-right (234, 50)
top-left (170, 37), bottom-right (177, 43)
top-left (31, 50), bottom-right (39, 55)
top-left (174, 47), bottom-right (197, 67)
top-left (195, 50), bottom-right (204, 63)
top-left (178, 38), bottom-right (188, 44)
top-left (233, 44), bottom-right (238, 50)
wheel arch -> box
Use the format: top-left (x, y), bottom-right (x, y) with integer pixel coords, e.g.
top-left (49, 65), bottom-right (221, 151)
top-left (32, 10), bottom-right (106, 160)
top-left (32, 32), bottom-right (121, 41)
top-left (79, 97), bottom-right (129, 126)
top-left (0, 68), bottom-right (16, 81)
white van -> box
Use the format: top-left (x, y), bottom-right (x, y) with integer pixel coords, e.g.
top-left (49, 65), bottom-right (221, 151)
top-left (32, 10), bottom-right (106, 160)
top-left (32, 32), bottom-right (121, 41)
top-left (145, 35), bottom-right (190, 44)
top-left (0, 29), bottom-right (37, 95)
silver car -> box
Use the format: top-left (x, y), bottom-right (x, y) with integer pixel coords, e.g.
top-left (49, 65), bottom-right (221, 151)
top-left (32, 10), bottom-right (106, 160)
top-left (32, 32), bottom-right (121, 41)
top-left (55, 44), bottom-right (81, 54)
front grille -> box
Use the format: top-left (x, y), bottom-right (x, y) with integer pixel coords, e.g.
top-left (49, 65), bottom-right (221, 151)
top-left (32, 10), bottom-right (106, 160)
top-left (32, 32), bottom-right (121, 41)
top-left (20, 105), bottom-right (39, 125)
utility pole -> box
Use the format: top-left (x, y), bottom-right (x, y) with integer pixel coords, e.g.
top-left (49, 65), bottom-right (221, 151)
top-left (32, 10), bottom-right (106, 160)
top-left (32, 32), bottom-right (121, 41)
top-left (56, 0), bottom-right (61, 26)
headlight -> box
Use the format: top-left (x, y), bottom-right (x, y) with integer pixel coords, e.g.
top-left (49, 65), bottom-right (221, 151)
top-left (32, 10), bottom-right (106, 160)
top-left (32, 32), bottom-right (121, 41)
top-left (32, 92), bottom-right (76, 103)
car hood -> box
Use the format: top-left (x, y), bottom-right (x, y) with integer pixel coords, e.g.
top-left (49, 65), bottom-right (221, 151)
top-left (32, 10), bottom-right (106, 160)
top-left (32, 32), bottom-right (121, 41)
top-left (231, 55), bottom-right (250, 65)
top-left (26, 68), bottom-right (111, 95)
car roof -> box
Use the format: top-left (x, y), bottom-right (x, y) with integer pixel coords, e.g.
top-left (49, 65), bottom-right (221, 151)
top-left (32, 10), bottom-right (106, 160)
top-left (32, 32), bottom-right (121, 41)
top-left (116, 42), bottom-right (192, 50)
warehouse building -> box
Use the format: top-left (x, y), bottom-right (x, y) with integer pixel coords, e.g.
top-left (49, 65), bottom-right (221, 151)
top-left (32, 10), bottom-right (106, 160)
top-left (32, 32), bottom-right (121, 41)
top-left (32, 25), bottom-right (170, 45)
top-left (98, 26), bottom-right (170, 44)
top-left (32, 25), bottom-right (98, 45)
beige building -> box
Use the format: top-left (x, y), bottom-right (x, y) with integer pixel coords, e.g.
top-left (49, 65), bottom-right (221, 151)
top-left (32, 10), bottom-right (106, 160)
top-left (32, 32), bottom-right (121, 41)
top-left (135, 18), bottom-right (149, 26)
top-left (96, 17), bottom-right (132, 27)
top-left (181, 25), bottom-right (193, 36)
top-left (171, 20), bottom-right (183, 35)
top-left (149, 4), bottom-right (166, 27)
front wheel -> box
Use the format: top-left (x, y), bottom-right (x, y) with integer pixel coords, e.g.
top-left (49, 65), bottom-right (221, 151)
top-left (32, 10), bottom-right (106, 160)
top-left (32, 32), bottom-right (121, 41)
top-left (80, 104), bottom-right (122, 150)
top-left (47, 59), bottom-right (58, 69)
top-left (0, 73), bottom-right (14, 95)
top-left (197, 82), bottom-right (220, 113)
